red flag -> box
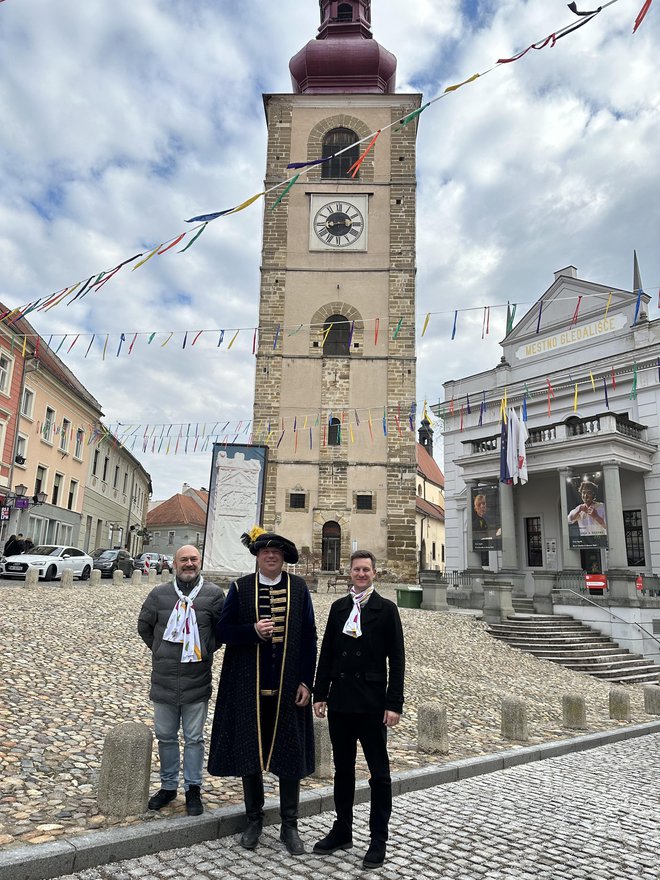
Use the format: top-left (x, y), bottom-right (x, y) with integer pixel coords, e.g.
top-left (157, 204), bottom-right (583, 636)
top-left (633, 0), bottom-right (653, 33)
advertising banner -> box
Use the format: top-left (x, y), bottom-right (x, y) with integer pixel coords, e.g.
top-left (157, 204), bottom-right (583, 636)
top-left (203, 444), bottom-right (268, 572)
top-left (471, 484), bottom-right (502, 552)
top-left (566, 471), bottom-right (608, 549)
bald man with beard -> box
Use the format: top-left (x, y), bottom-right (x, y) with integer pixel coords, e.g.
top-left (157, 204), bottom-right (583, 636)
top-left (138, 544), bottom-right (224, 816)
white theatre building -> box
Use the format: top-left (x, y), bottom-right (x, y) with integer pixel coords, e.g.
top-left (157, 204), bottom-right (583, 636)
top-left (439, 262), bottom-right (660, 616)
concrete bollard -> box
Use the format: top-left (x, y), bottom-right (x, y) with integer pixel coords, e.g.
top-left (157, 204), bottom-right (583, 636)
top-left (161, 569), bottom-right (171, 583)
top-left (501, 697), bottom-right (528, 742)
top-left (609, 687), bottom-right (631, 721)
top-left (418, 703), bottom-right (449, 754)
top-left (132, 569), bottom-right (142, 586)
top-left (90, 569), bottom-right (102, 587)
top-left (562, 694), bottom-right (587, 730)
top-left (643, 685), bottom-right (660, 716)
top-left (147, 568), bottom-right (157, 585)
top-left (98, 722), bottom-right (152, 817)
top-left (312, 716), bottom-right (333, 779)
top-left (61, 569), bottom-right (74, 588)
top-left (24, 567), bottom-right (39, 587)
top-left (112, 570), bottom-right (125, 587)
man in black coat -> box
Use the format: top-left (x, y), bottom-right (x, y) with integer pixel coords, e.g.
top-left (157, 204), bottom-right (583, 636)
top-left (313, 549), bottom-right (405, 870)
top-left (137, 545), bottom-right (224, 816)
top-left (207, 528), bottom-right (316, 856)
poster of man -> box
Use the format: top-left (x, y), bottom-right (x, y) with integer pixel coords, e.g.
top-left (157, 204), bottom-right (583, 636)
top-left (566, 473), bottom-right (608, 549)
top-left (471, 484), bottom-right (502, 552)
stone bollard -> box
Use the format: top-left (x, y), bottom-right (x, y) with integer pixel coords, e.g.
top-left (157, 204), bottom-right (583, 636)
top-left (643, 685), bottom-right (660, 715)
top-left (312, 717), bottom-right (333, 779)
top-left (419, 571), bottom-right (449, 612)
top-left (61, 569), bottom-right (74, 588)
top-left (501, 697), bottom-right (528, 741)
top-left (98, 722), bottom-right (152, 817)
top-left (161, 569), bottom-right (171, 583)
top-left (112, 570), bottom-right (125, 587)
top-left (24, 567), bottom-right (39, 588)
top-left (609, 687), bottom-right (631, 721)
top-left (147, 568), bottom-right (157, 585)
top-left (562, 694), bottom-right (587, 730)
top-left (131, 569), bottom-right (142, 586)
top-left (90, 569), bottom-right (102, 587)
top-left (418, 703), bottom-right (449, 754)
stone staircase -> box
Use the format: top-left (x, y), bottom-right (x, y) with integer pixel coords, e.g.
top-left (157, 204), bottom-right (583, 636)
top-left (488, 613), bottom-right (660, 684)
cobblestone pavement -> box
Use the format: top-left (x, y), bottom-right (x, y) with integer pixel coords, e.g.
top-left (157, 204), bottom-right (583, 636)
top-left (54, 733), bottom-right (660, 880)
top-left (1, 578), bottom-right (655, 849)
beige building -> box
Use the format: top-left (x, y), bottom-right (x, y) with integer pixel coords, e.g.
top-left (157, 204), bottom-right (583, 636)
top-left (78, 429), bottom-right (152, 555)
top-left (253, 1), bottom-right (420, 578)
top-left (416, 419), bottom-right (445, 571)
top-left (11, 339), bottom-right (103, 546)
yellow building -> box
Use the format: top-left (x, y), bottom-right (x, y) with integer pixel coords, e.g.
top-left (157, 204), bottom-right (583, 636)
top-left (416, 419), bottom-right (445, 571)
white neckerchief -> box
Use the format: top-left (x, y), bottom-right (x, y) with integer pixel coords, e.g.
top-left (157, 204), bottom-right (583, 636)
top-left (162, 577), bottom-right (204, 663)
top-left (342, 585), bottom-right (375, 639)
top-left (258, 572), bottom-right (282, 586)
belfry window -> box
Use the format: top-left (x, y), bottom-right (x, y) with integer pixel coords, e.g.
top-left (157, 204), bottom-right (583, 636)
top-left (323, 314), bottom-right (351, 356)
top-left (328, 418), bottom-right (341, 446)
top-left (337, 3), bottom-right (353, 22)
top-left (322, 127), bottom-right (359, 179)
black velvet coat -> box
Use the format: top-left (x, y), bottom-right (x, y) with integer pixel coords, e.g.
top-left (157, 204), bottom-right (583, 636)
top-left (207, 572), bottom-right (316, 779)
top-left (313, 591), bottom-right (405, 715)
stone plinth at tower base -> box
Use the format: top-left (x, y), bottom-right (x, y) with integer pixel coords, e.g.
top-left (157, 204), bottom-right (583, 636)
top-left (606, 569), bottom-right (641, 606)
top-left (98, 722), bottom-right (153, 817)
top-left (482, 578), bottom-right (515, 624)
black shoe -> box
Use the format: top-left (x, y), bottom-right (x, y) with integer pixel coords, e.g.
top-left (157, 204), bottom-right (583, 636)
top-left (148, 788), bottom-right (177, 811)
top-left (363, 840), bottom-right (387, 869)
top-left (313, 825), bottom-right (353, 855)
top-left (185, 785), bottom-right (203, 816)
top-left (280, 824), bottom-right (305, 855)
top-left (240, 818), bottom-right (263, 850)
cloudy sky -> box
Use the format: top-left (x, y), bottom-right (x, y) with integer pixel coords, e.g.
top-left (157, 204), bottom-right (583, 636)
top-left (0, 0), bottom-right (658, 499)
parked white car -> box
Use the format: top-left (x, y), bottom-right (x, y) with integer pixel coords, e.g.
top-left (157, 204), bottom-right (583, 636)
top-left (0, 545), bottom-right (93, 581)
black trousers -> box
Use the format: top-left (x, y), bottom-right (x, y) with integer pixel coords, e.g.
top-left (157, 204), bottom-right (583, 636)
top-left (328, 710), bottom-right (391, 842)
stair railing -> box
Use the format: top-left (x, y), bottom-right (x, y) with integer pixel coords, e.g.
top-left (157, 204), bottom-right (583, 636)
top-left (553, 588), bottom-right (660, 649)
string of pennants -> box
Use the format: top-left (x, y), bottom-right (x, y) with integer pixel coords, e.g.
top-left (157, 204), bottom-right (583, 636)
top-left (0, 0), bottom-right (653, 323)
top-left (3, 286), bottom-right (659, 359)
top-left (439, 356), bottom-right (660, 432)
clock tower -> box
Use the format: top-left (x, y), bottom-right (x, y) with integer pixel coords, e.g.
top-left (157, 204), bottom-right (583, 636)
top-left (254, 0), bottom-right (421, 579)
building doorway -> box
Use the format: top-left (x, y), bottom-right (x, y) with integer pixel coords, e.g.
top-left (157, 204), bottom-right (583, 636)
top-left (322, 521), bottom-right (341, 571)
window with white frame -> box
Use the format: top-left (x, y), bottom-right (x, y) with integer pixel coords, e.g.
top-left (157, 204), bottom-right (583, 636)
top-left (28, 514), bottom-right (47, 545)
top-left (75, 429), bottom-right (84, 460)
top-left (113, 465), bottom-right (120, 489)
top-left (153, 531), bottom-right (161, 542)
top-left (35, 465), bottom-right (47, 495)
top-left (59, 418), bottom-right (71, 452)
top-left (15, 434), bottom-right (28, 466)
top-left (43, 407), bottom-right (55, 442)
top-left (58, 523), bottom-right (74, 545)
top-left (0, 353), bottom-right (12, 395)
top-left (67, 479), bottom-right (78, 511)
top-left (122, 471), bottom-right (128, 494)
top-left (168, 531), bottom-right (175, 545)
top-left (52, 473), bottom-right (63, 506)
top-left (21, 387), bottom-right (35, 418)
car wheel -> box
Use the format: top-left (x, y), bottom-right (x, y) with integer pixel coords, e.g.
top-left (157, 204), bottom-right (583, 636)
top-left (45, 565), bottom-right (57, 581)
top-left (81, 565), bottom-right (91, 581)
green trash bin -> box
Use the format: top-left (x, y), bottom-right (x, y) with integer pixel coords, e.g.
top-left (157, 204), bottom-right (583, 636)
top-left (396, 586), bottom-right (423, 609)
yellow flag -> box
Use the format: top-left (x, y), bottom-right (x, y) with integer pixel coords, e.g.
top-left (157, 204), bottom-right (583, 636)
top-left (229, 192), bottom-right (264, 214)
top-left (444, 73), bottom-right (480, 93)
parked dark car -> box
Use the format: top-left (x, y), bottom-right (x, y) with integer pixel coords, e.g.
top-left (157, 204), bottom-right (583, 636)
top-left (133, 552), bottom-right (165, 575)
top-left (92, 549), bottom-right (134, 578)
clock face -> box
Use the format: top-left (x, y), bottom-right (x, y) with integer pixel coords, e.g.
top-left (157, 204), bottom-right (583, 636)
top-left (313, 200), bottom-right (365, 248)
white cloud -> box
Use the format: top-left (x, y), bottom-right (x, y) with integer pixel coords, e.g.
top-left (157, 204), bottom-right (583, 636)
top-left (0, 0), bottom-right (658, 499)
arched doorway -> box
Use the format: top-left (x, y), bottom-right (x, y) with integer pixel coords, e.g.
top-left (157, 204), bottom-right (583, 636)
top-left (322, 521), bottom-right (341, 571)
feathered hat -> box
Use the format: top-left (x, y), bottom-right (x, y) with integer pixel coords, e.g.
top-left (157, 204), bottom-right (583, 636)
top-left (240, 525), bottom-right (299, 565)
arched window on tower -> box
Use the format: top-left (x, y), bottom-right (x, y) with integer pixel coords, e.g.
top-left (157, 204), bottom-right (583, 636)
top-left (337, 3), bottom-right (354, 22)
top-left (322, 127), bottom-right (359, 179)
top-left (322, 521), bottom-right (341, 571)
top-left (323, 314), bottom-right (351, 356)
top-left (328, 417), bottom-right (341, 446)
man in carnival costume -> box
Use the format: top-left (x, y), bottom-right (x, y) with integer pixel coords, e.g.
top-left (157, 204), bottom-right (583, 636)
top-left (207, 527), bottom-right (316, 855)
top-left (138, 545), bottom-right (224, 816)
top-left (313, 549), bottom-right (405, 870)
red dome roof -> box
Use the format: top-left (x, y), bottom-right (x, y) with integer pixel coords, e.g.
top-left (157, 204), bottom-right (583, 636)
top-left (289, 2), bottom-right (396, 94)
top-left (290, 35), bottom-right (396, 94)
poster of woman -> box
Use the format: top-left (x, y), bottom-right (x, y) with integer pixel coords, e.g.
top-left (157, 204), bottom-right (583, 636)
top-left (566, 473), bottom-right (608, 549)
